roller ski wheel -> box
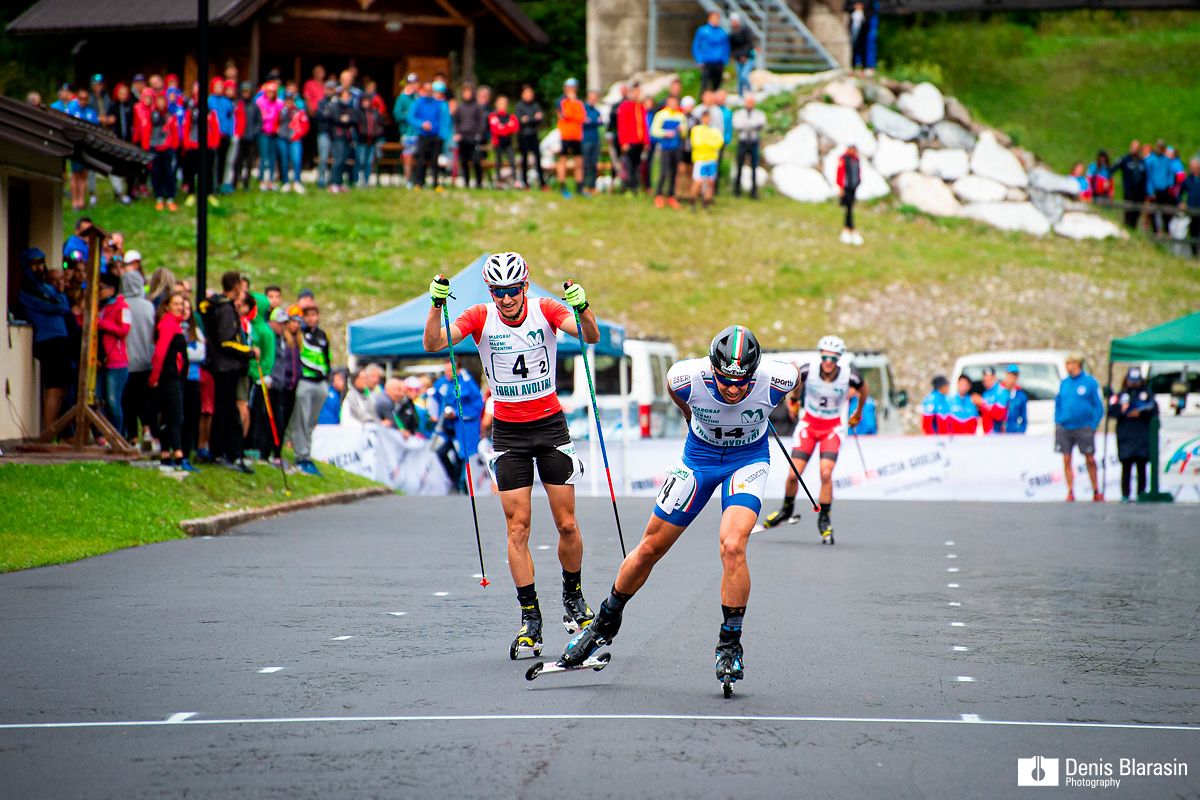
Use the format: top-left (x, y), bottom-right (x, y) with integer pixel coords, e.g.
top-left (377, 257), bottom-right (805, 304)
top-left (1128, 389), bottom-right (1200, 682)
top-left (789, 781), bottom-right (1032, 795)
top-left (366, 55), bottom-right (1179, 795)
top-left (723, 675), bottom-right (733, 699)
top-left (509, 640), bottom-right (542, 660)
top-left (525, 651), bottom-right (611, 681)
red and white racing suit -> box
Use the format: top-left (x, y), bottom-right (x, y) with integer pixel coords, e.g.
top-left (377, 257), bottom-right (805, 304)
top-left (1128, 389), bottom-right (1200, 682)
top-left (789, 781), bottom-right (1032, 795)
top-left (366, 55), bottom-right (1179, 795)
top-left (790, 358), bottom-right (863, 462)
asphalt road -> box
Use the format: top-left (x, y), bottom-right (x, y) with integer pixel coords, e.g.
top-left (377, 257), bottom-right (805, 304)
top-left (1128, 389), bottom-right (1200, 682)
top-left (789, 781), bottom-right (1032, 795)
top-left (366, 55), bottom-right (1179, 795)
top-left (1, 496), bottom-right (1197, 799)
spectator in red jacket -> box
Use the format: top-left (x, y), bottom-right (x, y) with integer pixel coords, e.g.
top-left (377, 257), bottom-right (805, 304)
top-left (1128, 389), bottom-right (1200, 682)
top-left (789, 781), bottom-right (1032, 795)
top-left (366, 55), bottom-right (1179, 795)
top-left (617, 84), bottom-right (648, 196)
top-left (149, 292), bottom-right (192, 471)
top-left (556, 78), bottom-right (586, 198)
top-left (488, 95), bottom-right (520, 187)
top-left (96, 271), bottom-right (130, 439)
top-left (181, 87), bottom-right (221, 205)
top-left (147, 93), bottom-right (179, 211)
top-left (302, 65), bottom-right (326, 119)
top-left (356, 92), bottom-right (385, 188)
top-left (836, 144), bottom-right (862, 245)
top-left (278, 93), bottom-right (311, 193)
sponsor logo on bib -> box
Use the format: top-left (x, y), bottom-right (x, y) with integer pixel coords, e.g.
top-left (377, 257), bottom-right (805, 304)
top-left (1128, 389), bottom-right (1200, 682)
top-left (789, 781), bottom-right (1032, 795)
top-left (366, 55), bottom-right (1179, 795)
top-left (740, 409), bottom-right (765, 424)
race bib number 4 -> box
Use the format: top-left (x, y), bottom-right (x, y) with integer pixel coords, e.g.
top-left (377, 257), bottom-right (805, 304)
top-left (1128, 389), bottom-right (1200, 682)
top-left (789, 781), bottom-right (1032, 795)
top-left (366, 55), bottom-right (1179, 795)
top-left (490, 346), bottom-right (550, 386)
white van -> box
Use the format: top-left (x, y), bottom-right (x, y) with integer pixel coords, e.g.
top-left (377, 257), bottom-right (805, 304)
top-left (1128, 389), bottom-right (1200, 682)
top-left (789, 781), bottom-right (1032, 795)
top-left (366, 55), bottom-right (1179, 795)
top-left (763, 349), bottom-right (908, 435)
top-left (952, 350), bottom-right (1070, 435)
top-left (560, 339), bottom-right (682, 439)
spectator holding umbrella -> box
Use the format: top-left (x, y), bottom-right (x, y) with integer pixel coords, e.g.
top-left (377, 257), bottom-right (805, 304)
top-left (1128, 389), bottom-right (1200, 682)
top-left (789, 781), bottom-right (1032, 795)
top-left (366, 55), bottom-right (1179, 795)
top-left (728, 13), bottom-right (756, 97)
top-left (692, 11), bottom-right (730, 93)
top-left (1108, 367), bottom-right (1157, 503)
top-left (1054, 353), bottom-right (1105, 502)
top-left (1112, 139), bottom-right (1147, 230)
top-left (837, 143), bottom-right (863, 245)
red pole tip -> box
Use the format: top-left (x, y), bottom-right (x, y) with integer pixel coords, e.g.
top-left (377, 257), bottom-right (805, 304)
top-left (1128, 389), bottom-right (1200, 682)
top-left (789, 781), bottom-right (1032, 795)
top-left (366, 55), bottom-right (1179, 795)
top-left (479, 578), bottom-right (491, 587)
top-left (812, 505), bottom-right (821, 513)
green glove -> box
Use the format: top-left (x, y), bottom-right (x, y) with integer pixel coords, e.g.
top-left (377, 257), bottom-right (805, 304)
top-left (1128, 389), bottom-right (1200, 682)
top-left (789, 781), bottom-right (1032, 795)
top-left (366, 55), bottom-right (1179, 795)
top-left (563, 281), bottom-right (588, 311)
top-left (429, 275), bottom-right (450, 308)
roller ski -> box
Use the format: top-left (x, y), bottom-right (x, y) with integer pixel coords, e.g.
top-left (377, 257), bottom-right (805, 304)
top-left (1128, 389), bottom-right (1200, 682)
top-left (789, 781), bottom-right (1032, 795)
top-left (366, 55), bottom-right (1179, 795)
top-left (508, 608), bottom-right (543, 660)
top-left (561, 589), bottom-right (595, 635)
top-left (753, 499), bottom-right (800, 534)
top-left (715, 637), bottom-right (744, 699)
top-left (818, 509), bottom-right (835, 545)
top-left (525, 620), bottom-right (612, 681)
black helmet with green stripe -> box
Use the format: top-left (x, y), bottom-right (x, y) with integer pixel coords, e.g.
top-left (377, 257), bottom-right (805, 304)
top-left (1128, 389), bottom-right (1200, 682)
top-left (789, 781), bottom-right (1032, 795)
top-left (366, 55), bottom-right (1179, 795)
top-left (709, 325), bottom-right (761, 380)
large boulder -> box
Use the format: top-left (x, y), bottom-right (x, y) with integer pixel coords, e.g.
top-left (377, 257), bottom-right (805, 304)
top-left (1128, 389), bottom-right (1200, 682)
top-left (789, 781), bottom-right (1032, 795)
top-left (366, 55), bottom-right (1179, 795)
top-left (763, 124), bottom-right (819, 167)
top-left (772, 164), bottom-right (836, 202)
top-left (962, 202), bottom-right (1051, 236)
top-left (918, 148), bottom-right (970, 181)
top-left (897, 82), bottom-right (945, 125)
top-left (824, 78), bottom-right (863, 108)
top-left (944, 96), bottom-right (973, 128)
top-left (952, 175), bottom-right (1008, 204)
top-left (873, 133), bottom-right (919, 178)
top-left (1005, 187), bottom-right (1029, 202)
top-left (969, 131), bottom-right (1028, 187)
top-left (1028, 188), bottom-right (1066, 224)
top-left (1028, 167), bottom-right (1083, 196)
top-left (933, 120), bottom-right (976, 151)
top-left (862, 82), bottom-right (897, 106)
top-left (895, 171), bottom-right (962, 217)
top-left (800, 102), bottom-right (876, 156)
top-left (822, 147), bottom-right (891, 200)
top-left (867, 104), bottom-right (921, 142)
top-left (1053, 211), bottom-right (1128, 240)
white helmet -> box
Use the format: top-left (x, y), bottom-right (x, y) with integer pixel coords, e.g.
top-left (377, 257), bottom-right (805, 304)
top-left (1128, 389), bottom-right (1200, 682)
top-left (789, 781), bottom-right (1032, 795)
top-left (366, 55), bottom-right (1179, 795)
top-left (482, 252), bottom-right (528, 287)
top-left (817, 335), bottom-right (846, 357)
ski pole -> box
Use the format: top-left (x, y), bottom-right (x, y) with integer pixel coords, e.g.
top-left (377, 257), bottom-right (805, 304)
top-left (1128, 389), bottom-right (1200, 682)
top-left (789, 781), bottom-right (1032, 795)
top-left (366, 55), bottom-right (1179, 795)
top-left (565, 280), bottom-right (626, 558)
top-left (440, 289), bottom-right (489, 588)
top-left (254, 359), bottom-right (290, 496)
top-left (767, 420), bottom-right (820, 513)
top-left (852, 430), bottom-right (868, 480)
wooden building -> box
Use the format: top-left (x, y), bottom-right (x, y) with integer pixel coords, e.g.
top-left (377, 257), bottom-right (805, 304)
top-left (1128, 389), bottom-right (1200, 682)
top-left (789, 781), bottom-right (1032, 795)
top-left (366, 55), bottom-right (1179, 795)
top-left (8, 0), bottom-right (547, 102)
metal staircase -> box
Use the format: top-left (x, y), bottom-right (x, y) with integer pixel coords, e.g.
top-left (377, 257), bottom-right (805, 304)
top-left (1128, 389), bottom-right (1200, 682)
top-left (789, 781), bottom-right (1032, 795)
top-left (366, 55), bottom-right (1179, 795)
top-left (648, 0), bottom-right (838, 73)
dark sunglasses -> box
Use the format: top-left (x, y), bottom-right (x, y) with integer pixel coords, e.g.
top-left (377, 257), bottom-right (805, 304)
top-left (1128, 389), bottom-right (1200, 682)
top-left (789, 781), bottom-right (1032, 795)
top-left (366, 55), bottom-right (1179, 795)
top-left (713, 370), bottom-right (752, 387)
top-left (820, 355), bottom-right (839, 363)
top-left (489, 285), bottom-right (523, 299)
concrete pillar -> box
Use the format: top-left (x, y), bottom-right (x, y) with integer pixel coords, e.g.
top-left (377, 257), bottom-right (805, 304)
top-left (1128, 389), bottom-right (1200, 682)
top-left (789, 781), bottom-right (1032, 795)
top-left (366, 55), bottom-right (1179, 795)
top-left (587, 0), bottom-right (649, 92)
top-left (800, 0), bottom-right (850, 68)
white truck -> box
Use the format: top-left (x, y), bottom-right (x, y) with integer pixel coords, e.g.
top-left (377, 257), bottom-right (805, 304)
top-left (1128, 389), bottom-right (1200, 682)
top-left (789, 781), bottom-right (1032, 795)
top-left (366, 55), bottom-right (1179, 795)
top-left (560, 338), bottom-right (683, 439)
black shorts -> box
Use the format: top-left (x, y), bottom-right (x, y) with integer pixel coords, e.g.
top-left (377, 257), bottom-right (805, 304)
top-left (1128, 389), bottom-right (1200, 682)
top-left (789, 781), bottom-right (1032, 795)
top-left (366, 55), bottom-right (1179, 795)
top-left (491, 411), bottom-right (580, 491)
top-left (33, 337), bottom-right (75, 389)
top-left (559, 140), bottom-right (582, 157)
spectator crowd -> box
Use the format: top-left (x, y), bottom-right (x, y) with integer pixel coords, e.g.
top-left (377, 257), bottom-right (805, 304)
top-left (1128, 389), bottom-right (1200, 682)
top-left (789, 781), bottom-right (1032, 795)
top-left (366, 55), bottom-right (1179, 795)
top-left (15, 218), bottom-right (488, 489)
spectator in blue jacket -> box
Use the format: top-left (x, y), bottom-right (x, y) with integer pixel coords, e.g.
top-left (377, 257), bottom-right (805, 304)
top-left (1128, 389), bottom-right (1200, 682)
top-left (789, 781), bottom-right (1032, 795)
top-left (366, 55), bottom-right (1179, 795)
top-left (847, 392), bottom-right (877, 435)
top-left (582, 89), bottom-right (603, 194)
top-left (409, 82), bottom-right (449, 189)
top-left (318, 369), bottom-right (346, 425)
top-left (16, 248), bottom-right (75, 434)
top-left (432, 362), bottom-right (483, 492)
top-left (988, 364), bottom-right (1028, 434)
top-left (1146, 140), bottom-right (1177, 235)
top-left (693, 11), bottom-right (730, 93)
top-left (1054, 353), bottom-right (1105, 502)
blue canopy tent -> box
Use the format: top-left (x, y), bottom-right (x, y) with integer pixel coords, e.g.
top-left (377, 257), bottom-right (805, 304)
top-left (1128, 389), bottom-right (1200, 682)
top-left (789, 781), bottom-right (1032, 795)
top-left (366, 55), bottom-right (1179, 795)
top-left (347, 254), bottom-right (626, 358)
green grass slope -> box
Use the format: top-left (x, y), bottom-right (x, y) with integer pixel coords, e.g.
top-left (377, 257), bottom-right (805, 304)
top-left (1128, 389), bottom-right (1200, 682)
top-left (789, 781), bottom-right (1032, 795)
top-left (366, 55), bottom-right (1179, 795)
top-left (882, 11), bottom-right (1200, 171)
top-left (0, 461), bottom-right (380, 572)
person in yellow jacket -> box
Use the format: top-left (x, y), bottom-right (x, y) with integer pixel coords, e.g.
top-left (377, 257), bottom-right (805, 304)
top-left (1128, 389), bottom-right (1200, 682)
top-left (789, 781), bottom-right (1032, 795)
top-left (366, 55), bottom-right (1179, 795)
top-left (688, 108), bottom-right (724, 209)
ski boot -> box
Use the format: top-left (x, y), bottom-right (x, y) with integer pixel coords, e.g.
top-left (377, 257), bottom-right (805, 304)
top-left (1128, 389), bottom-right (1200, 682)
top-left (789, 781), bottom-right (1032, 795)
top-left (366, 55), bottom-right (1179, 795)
top-left (508, 608), bottom-right (543, 660)
top-left (818, 509), bottom-right (835, 545)
top-left (761, 498), bottom-right (795, 529)
top-left (562, 590), bottom-right (595, 635)
top-left (559, 604), bottom-right (621, 668)
top-left (715, 637), bottom-right (745, 698)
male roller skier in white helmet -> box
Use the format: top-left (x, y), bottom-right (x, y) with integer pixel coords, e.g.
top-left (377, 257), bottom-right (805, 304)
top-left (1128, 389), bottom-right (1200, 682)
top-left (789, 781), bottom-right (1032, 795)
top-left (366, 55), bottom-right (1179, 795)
top-left (424, 252), bottom-right (599, 658)
top-left (761, 335), bottom-right (867, 544)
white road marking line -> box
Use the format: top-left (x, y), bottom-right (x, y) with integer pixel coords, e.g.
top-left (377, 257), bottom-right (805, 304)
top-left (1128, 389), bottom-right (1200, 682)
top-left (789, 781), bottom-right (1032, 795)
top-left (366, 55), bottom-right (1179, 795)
top-left (948, 602), bottom-right (961, 607)
top-left (330, 636), bottom-right (354, 641)
top-left (536, 545), bottom-right (551, 551)
top-left (947, 583), bottom-right (960, 588)
top-left (950, 622), bottom-right (965, 627)
top-left (433, 592), bottom-right (450, 597)
top-left (956, 677), bottom-right (976, 683)
top-left (944, 540), bottom-right (955, 546)
top-left (387, 612), bottom-right (407, 617)
top-left (960, 714), bottom-right (981, 722)
top-left (257, 667), bottom-right (284, 674)
top-left (1, 714), bottom-right (1194, 733)
top-left (166, 713), bottom-right (197, 723)
top-left (953, 646), bottom-right (970, 652)
top-left (946, 554), bottom-right (957, 559)
top-left (472, 574), bottom-right (484, 579)
top-left (947, 567), bottom-right (960, 573)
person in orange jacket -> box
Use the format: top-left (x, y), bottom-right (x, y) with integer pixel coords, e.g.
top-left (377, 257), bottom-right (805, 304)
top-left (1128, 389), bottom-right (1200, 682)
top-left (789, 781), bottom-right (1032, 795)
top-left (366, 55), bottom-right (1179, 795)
top-left (488, 95), bottom-right (520, 187)
top-left (555, 78), bottom-right (586, 198)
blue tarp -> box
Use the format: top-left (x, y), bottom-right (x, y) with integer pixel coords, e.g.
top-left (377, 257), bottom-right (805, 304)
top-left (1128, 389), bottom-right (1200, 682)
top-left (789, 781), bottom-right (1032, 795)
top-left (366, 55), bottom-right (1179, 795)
top-left (347, 254), bottom-right (626, 358)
